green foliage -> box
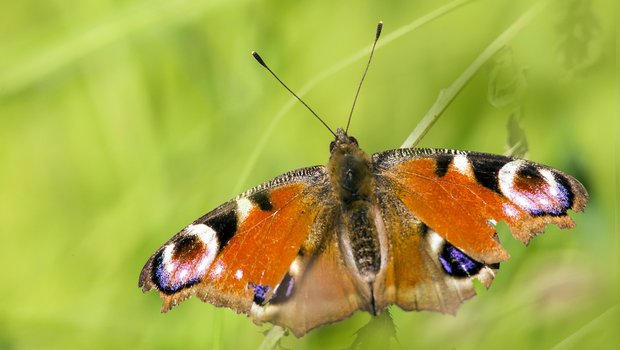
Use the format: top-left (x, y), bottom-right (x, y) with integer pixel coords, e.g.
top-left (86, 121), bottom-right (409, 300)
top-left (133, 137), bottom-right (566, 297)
top-left (0, 0), bottom-right (617, 349)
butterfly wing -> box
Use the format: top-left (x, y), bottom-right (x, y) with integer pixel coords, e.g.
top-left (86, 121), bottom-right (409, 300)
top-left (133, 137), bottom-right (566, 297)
top-left (373, 191), bottom-right (499, 313)
top-left (139, 166), bottom-right (335, 316)
top-left (372, 148), bottom-right (588, 312)
top-left (251, 226), bottom-right (371, 337)
top-left (140, 164), bottom-right (373, 335)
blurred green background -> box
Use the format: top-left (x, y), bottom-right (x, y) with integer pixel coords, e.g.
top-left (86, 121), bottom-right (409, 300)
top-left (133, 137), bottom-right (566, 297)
top-left (0, 0), bottom-right (617, 349)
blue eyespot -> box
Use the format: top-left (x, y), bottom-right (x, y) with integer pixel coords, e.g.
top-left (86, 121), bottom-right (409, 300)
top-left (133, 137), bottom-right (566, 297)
top-left (250, 283), bottom-right (270, 305)
top-left (439, 242), bottom-right (483, 277)
top-left (270, 273), bottom-right (295, 304)
top-left (152, 251), bottom-right (201, 294)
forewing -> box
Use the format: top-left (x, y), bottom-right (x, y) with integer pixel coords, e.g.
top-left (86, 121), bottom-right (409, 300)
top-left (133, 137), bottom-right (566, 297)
top-left (373, 148), bottom-right (588, 264)
top-left (139, 166), bottom-right (332, 315)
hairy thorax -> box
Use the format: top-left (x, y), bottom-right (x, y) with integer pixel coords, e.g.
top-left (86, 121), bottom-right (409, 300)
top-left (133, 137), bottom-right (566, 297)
top-left (328, 131), bottom-right (383, 282)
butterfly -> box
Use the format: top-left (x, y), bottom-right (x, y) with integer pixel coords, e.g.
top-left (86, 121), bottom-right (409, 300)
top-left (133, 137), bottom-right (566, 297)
top-left (138, 23), bottom-right (589, 337)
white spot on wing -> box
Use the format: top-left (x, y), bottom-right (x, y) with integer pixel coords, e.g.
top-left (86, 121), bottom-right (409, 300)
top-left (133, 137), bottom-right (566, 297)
top-left (235, 269), bottom-right (243, 280)
top-left (502, 202), bottom-right (520, 218)
top-left (186, 223), bottom-right (207, 235)
top-left (197, 248), bottom-right (215, 273)
top-left (236, 197), bottom-right (254, 221)
top-left (187, 224), bottom-right (216, 245)
top-left (427, 230), bottom-right (444, 254)
top-left (289, 258), bottom-right (302, 277)
top-left (211, 261), bottom-right (225, 278)
top-left (539, 169), bottom-right (559, 197)
top-left (453, 155), bottom-right (472, 176)
top-left (162, 244), bottom-right (175, 273)
top-left (498, 160), bottom-right (524, 197)
top-left (538, 197), bottom-right (551, 207)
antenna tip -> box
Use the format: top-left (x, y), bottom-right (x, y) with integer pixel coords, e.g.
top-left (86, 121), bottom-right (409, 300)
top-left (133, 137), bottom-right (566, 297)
top-left (251, 51), bottom-right (267, 67)
top-left (376, 21), bottom-right (383, 38)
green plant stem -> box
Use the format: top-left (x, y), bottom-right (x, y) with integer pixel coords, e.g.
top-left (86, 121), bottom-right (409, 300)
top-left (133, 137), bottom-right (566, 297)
top-left (258, 326), bottom-right (286, 350)
top-left (234, 0), bottom-right (474, 195)
top-left (401, 0), bottom-right (553, 148)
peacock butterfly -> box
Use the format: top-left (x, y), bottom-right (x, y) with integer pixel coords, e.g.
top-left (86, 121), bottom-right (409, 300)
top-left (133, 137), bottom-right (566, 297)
top-left (138, 22), bottom-right (588, 337)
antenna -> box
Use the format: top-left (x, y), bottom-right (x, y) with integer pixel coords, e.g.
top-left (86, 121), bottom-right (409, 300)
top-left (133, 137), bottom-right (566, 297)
top-left (345, 21), bottom-right (383, 134)
top-left (251, 51), bottom-right (337, 137)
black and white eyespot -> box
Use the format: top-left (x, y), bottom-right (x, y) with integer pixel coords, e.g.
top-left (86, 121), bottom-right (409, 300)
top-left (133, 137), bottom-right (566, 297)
top-left (498, 160), bottom-right (572, 216)
top-left (248, 282), bottom-right (270, 305)
top-left (269, 256), bottom-right (303, 305)
top-left (152, 224), bottom-right (219, 294)
top-left (425, 229), bottom-right (495, 280)
top-left (438, 242), bottom-right (484, 277)
top-left (248, 256), bottom-right (302, 308)
top-left (269, 272), bottom-right (295, 305)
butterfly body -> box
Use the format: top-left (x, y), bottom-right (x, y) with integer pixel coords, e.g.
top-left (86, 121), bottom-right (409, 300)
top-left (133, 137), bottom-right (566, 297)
top-left (329, 129), bottom-right (384, 285)
top-left (139, 128), bottom-right (587, 336)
